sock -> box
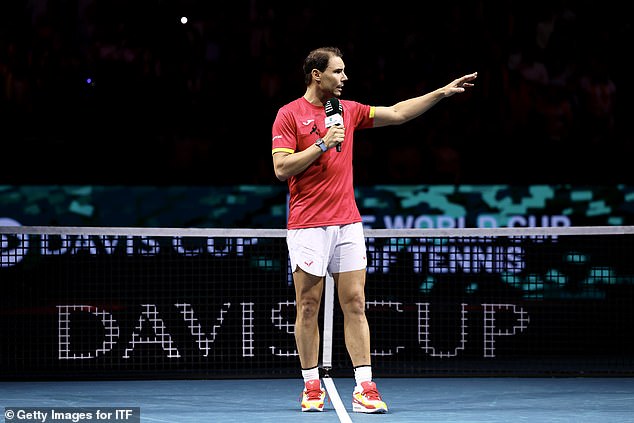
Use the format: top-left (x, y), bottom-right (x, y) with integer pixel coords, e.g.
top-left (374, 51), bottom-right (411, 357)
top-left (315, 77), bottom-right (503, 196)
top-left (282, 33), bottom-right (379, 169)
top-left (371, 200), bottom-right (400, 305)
top-left (354, 365), bottom-right (372, 389)
top-left (302, 366), bottom-right (320, 384)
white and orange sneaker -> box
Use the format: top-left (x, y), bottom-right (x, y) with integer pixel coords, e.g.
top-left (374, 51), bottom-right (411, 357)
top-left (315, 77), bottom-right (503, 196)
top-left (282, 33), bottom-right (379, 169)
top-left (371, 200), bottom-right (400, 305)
top-left (300, 379), bottom-right (326, 412)
top-left (352, 381), bottom-right (388, 413)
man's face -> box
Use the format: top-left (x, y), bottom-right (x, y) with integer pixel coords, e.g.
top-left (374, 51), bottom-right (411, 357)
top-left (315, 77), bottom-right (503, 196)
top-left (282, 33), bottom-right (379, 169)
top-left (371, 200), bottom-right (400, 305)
top-left (321, 56), bottom-right (348, 97)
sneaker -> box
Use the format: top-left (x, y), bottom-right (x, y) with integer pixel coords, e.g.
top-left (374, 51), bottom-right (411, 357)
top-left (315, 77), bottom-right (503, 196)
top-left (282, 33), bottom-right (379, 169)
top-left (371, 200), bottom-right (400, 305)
top-left (301, 379), bottom-right (326, 412)
top-left (352, 381), bottom-right (388, 413)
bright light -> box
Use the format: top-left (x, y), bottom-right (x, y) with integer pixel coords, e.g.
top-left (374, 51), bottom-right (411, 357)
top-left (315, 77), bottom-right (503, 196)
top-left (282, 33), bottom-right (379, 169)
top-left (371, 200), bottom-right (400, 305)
top-left (180, 16), bottom-right (188, 24)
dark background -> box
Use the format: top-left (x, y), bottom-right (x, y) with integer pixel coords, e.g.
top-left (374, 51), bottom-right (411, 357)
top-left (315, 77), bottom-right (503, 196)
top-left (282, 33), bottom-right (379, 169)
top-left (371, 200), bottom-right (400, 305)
top-left (1, 0), bottom-right (631, 186)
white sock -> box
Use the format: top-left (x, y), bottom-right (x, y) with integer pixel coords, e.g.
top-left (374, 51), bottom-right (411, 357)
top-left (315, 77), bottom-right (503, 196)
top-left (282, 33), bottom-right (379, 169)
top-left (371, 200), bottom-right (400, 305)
top-left (302, 366), bottom-right (320, 384)
top-left (354, 365), bottom-right (372, 389)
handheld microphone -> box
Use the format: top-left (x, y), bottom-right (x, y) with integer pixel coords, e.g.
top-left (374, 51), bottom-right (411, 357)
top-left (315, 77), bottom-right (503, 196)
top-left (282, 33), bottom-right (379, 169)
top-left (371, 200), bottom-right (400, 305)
top-left (324, 97), bottom-right (344, 152)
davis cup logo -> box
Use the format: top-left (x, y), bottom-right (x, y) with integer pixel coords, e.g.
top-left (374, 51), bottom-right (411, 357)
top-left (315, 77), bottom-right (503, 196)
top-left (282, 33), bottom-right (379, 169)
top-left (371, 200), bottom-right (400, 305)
top-left (0, 222), bottom-right (257, 268)
top-left (0, 218), bottom-right (28, 267)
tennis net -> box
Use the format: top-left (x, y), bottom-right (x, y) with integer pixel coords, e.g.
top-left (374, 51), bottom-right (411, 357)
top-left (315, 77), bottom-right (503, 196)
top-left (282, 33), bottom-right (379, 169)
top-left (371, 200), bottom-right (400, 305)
top-left (1, 225), bottom-right (633, 380)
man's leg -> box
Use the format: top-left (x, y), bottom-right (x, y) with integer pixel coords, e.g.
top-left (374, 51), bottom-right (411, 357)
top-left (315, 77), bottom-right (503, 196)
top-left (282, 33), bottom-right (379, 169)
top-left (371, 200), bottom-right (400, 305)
top-left (293, 267), bottom-right (326, 412)
top-left (334, 269), bottom-right (370, 367)
top-left (335, 269), bottom-right (388, 413)
top-left (293, 267), bottom-right (324, 368)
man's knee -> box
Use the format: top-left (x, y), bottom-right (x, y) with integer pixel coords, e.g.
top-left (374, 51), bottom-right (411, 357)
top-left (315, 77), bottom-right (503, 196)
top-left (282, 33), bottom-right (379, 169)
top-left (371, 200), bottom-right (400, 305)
top-left (297, 297), bottom-right (321, 320)
top-left (340, 291), bottom-right (366, 315)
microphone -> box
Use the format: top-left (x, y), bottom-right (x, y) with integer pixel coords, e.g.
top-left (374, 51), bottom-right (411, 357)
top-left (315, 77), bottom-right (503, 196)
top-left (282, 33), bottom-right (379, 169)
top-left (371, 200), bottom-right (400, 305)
top-left (324, 97), bottom-right (344, 152)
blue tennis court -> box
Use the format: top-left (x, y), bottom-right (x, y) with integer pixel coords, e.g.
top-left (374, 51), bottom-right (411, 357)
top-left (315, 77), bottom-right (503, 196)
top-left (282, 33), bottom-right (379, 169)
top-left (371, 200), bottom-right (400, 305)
top-left (2, 377), bottom-right (633, 422)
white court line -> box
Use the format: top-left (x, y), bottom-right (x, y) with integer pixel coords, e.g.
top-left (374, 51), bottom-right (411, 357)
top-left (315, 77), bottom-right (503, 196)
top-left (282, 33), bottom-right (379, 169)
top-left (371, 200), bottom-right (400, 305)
top-left (322, 274), bottom-right (353, 423)
top-left (323, 376), bottom-right (353, 423)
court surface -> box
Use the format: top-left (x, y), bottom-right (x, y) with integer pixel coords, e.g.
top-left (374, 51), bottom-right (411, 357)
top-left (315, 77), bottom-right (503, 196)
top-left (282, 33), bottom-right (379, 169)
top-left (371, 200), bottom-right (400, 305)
top-left (2, 377), bottom-right (633, 422)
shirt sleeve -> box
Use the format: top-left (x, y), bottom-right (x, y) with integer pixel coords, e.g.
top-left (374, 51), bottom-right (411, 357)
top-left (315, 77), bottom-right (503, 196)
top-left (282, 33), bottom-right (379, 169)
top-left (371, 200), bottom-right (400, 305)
top-left (343, 100), bottom-right (374, 131)
top-left (271, 107), bottom-right (297, 155)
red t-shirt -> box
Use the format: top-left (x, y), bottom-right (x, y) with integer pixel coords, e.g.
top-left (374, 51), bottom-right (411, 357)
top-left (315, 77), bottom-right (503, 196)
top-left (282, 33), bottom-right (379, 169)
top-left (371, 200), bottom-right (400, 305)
top-left (272, 97), bottom-right (375, 229)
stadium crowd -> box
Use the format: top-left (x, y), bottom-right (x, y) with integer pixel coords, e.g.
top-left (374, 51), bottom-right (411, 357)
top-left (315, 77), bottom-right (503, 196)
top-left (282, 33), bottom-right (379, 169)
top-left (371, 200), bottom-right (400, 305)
top-left (1, 0), bottom-right (631, 185)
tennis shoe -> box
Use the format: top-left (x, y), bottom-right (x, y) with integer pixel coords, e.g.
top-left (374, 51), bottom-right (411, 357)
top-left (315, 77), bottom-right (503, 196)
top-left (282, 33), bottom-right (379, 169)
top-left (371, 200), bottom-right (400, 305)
top-left (352, 381), bottom-right (388, 413)
top-left (300, 379), bottom-right (326, 412)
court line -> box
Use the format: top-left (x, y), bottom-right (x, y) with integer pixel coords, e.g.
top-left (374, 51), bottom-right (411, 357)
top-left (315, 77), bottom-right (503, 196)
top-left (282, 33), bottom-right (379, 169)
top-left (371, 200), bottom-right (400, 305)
top-left (323, 274), bottom-right (353, 422)
top-left (323, 376), bottom-right (353, 423)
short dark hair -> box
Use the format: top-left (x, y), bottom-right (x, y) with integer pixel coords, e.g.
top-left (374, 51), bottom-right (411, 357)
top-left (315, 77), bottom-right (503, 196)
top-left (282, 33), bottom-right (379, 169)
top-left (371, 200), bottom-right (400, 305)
top-left (303, 47), bottom-right (343, 85)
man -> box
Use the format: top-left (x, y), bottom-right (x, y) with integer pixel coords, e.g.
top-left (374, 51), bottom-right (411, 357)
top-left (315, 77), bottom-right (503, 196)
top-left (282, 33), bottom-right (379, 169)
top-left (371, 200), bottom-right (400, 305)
top-left (271, 46), bottom-right (477, 413)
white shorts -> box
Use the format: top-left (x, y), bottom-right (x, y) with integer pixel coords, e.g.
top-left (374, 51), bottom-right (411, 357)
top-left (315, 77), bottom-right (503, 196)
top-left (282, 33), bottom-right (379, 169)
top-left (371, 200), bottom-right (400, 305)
top-left (287, 222), bottom-right (367, 277)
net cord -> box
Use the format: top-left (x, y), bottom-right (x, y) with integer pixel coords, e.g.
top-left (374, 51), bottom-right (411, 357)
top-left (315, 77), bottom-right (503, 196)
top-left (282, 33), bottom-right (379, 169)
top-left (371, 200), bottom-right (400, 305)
top-left (1, 225), bottom-right (633, 237)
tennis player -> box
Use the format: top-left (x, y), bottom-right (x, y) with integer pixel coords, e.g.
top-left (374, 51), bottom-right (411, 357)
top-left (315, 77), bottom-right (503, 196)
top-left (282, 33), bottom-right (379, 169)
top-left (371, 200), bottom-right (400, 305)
top-left (271, 46), bottom-right (476, 413)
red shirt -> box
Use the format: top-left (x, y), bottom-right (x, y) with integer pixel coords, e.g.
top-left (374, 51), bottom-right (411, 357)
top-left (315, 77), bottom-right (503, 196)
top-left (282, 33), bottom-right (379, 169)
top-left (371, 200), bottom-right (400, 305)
top-left (272, 97), bottom-right (375, 229)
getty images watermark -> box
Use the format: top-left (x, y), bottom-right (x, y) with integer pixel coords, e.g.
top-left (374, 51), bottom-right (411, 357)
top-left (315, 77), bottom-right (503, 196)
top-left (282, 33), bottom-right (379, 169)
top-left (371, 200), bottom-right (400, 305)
top-left (4, 407), bottom-right (140, 423)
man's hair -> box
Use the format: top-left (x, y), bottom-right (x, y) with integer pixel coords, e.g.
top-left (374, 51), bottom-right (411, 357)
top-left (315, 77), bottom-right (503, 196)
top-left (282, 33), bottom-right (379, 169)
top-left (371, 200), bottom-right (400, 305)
top-left (303, 46), bottom-right (342, 85)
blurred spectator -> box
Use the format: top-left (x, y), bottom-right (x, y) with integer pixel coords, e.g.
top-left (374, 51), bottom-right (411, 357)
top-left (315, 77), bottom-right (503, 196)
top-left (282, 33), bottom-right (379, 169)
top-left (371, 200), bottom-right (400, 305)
top-left (577, 57), bottom-right (616, 145)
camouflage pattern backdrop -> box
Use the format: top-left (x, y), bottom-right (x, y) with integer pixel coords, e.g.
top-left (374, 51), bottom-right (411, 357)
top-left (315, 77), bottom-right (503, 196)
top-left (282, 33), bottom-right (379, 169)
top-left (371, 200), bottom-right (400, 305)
top-left (0, 184), bottom-right (633, 229)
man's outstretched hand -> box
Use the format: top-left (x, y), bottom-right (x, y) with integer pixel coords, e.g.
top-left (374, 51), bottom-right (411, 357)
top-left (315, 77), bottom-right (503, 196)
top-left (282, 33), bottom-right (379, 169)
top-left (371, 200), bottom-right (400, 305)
top-left (444, 72), bottom-right (478, 96)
